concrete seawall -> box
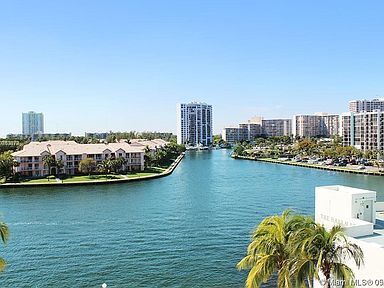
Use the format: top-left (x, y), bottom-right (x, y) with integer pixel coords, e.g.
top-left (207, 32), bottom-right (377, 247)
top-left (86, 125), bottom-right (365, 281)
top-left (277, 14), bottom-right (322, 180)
top-left (233, 155), bottom-right (384, 177)
top-left (0, 153), bottom-right (185, 189)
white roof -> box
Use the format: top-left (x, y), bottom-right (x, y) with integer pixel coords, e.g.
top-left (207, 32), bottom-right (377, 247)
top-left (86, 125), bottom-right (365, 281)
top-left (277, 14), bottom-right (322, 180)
top-left (318, 185), bottom-right (376, 195)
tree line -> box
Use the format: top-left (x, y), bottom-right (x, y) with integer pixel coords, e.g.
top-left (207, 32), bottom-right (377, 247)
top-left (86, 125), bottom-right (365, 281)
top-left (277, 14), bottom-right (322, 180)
top-left (233, 136), bottom-right (382, 161)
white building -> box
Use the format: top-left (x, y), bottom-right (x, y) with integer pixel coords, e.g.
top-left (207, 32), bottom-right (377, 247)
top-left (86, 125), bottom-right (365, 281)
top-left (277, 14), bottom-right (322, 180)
top-left (221, 127), bottom-right (241, 144)
top-left (222, 118), bottom-right (262, 144)
top-left (315, 185), bottom-right (384, 287)
top-left (22, 111), bottom-right (44, 135)
top-left (292, 113), bottom-right (339, 138)
top-left (176, 102), bottom-right (213, 147)
top-left (262, 119), bottom-right (292, 137)
top-left (341, 111), bottom-right (384, 153)
top-left (349, 98), bottom-right (384, 113)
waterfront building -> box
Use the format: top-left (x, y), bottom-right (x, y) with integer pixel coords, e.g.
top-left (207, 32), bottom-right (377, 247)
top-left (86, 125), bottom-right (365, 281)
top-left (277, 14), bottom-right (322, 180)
top-left (222, 118), bottom-right (262, 144)
top-left (222, 117), bottom-right (290, 143)
top-left (349, 98), bottom-right (384, 113)
top-left (341, 111), bottom-right (384, 153)
top-left (239, 120), bottom-right (262, 141)
top-left (176, 102), bottom-right (213, 147)
top-left (12, 141), bottom-right (145, 177)
top-left (292, 113), bottom-right (339, 138)
top-left (261, 119), bottom-right (292, 137)
top-left (221, 127), bottom-right (242, 144)
top-left (315, 185), bottom-right (384, 287)
top-left (22, 111), bottom-right (44, 136)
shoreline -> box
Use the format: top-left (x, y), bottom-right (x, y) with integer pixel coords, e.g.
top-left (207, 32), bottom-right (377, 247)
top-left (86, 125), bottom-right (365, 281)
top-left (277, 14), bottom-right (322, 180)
top-left (233, 155), bottom-right (384, 176)
top-left (0, 153), bottom-right (185, 188)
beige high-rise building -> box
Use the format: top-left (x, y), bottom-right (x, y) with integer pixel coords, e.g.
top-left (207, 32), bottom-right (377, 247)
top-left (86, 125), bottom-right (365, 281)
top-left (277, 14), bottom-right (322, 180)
top-left (292, 113), bottom-right (339, 138)
top-left (261, 119), bottom-right (292, 137)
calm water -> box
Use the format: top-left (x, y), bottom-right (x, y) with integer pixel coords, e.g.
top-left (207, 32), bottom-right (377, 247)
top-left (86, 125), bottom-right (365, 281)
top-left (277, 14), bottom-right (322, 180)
top-left (0, 150), bottom-right (383, 287)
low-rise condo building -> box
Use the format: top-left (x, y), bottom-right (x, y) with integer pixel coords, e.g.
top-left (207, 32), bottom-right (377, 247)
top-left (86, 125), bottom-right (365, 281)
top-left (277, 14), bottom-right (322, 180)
top-left (12, 141), bottom-right (145, 177)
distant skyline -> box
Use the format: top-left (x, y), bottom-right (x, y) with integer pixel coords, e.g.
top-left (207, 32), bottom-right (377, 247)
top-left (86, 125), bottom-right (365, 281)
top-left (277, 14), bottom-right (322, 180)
top-left (1, 0), bottom-right (384, 137)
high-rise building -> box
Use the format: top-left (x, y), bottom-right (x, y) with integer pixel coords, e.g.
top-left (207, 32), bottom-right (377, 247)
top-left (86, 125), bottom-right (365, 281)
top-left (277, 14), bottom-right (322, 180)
top-left (341, 111), bottom-right (384, 153)
top-left (349, 98), bottom-right (384, 113)
top-left (222, 127), bottom-right (242, 144)
top-left (261, 119), bottom-right (292, 137)
top-left (176, 102), bottom-right (213, 147)
top-left (292, 113), bottom-right (339, 138)
top-left (22, 111), bottom-right (44, 135)
top-left (239, 120), bottom-right (263, 141)
top-left (222, 118), bottom-right (262, 144)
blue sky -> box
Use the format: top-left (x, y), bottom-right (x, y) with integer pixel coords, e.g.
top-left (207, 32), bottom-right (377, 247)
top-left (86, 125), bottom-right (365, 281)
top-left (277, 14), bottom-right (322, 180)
top-left (1, 0), bottom-right (383, 136)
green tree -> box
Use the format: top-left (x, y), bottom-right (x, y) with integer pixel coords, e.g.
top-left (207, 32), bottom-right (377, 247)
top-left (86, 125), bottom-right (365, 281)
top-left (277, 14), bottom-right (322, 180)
top-left (56, 159), bottom-right (64, 176)
top-left (0, 152), bottom-right (18, 182)
top-left (98, 159), bottom-right (112, 177)
top-left (237, 211), bottom-right (364, 288)
top-left (42, 155), bottom-right (57, 176)
top-left (233, 144), bottom-right (246, 156)
top-left (236, 210), bottom-right (314, 288)
top-left (296, 139), bottom-right (317, 156)
top-left (144, 146), bottom-right (154, 168)
top-left (110, 157), bottom-right (126, 173)
top-left (79, 158), bottom-right (97, 175)
top-left (0, 221), bottom-right (9, 272)
top-left (291, 225), bottom-right (364, 288)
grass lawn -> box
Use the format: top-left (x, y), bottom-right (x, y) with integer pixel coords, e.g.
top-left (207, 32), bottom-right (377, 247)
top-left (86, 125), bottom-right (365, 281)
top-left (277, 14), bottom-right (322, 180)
top-left (62, 175), bottom-right (124, 182)
top-left (21, 174), bottom-right (124, 184)
top-left (125, 167), bottom-right (165, 178)
top-left (127, 172), bottom-right (159, 178)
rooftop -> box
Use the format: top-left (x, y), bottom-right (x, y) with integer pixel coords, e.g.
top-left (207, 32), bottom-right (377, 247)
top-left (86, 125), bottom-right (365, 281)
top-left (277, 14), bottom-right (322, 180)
top-left (12, 140), bottom-right (146, 157)
top-left (355, 212), bottom-right (384, 248)
top-left (318, 185), bottom-right (376, 195)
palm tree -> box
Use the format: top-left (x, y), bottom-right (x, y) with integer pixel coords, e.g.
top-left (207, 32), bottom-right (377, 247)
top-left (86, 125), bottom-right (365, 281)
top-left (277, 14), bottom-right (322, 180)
top-left (237, 210), bottom-right (314, 288)
top-left (144, 146), bottom-right (153, 168)
top-left (290, 224), bottom-right (364, 288)
top-left (42, 155), bottom-right (56, 177)
top-left (98, 159), bottom-right (111, 178)
top-left (56, 159), bottom-right (64, 177)
top-left (0, 221), bottom-right (9, 272)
